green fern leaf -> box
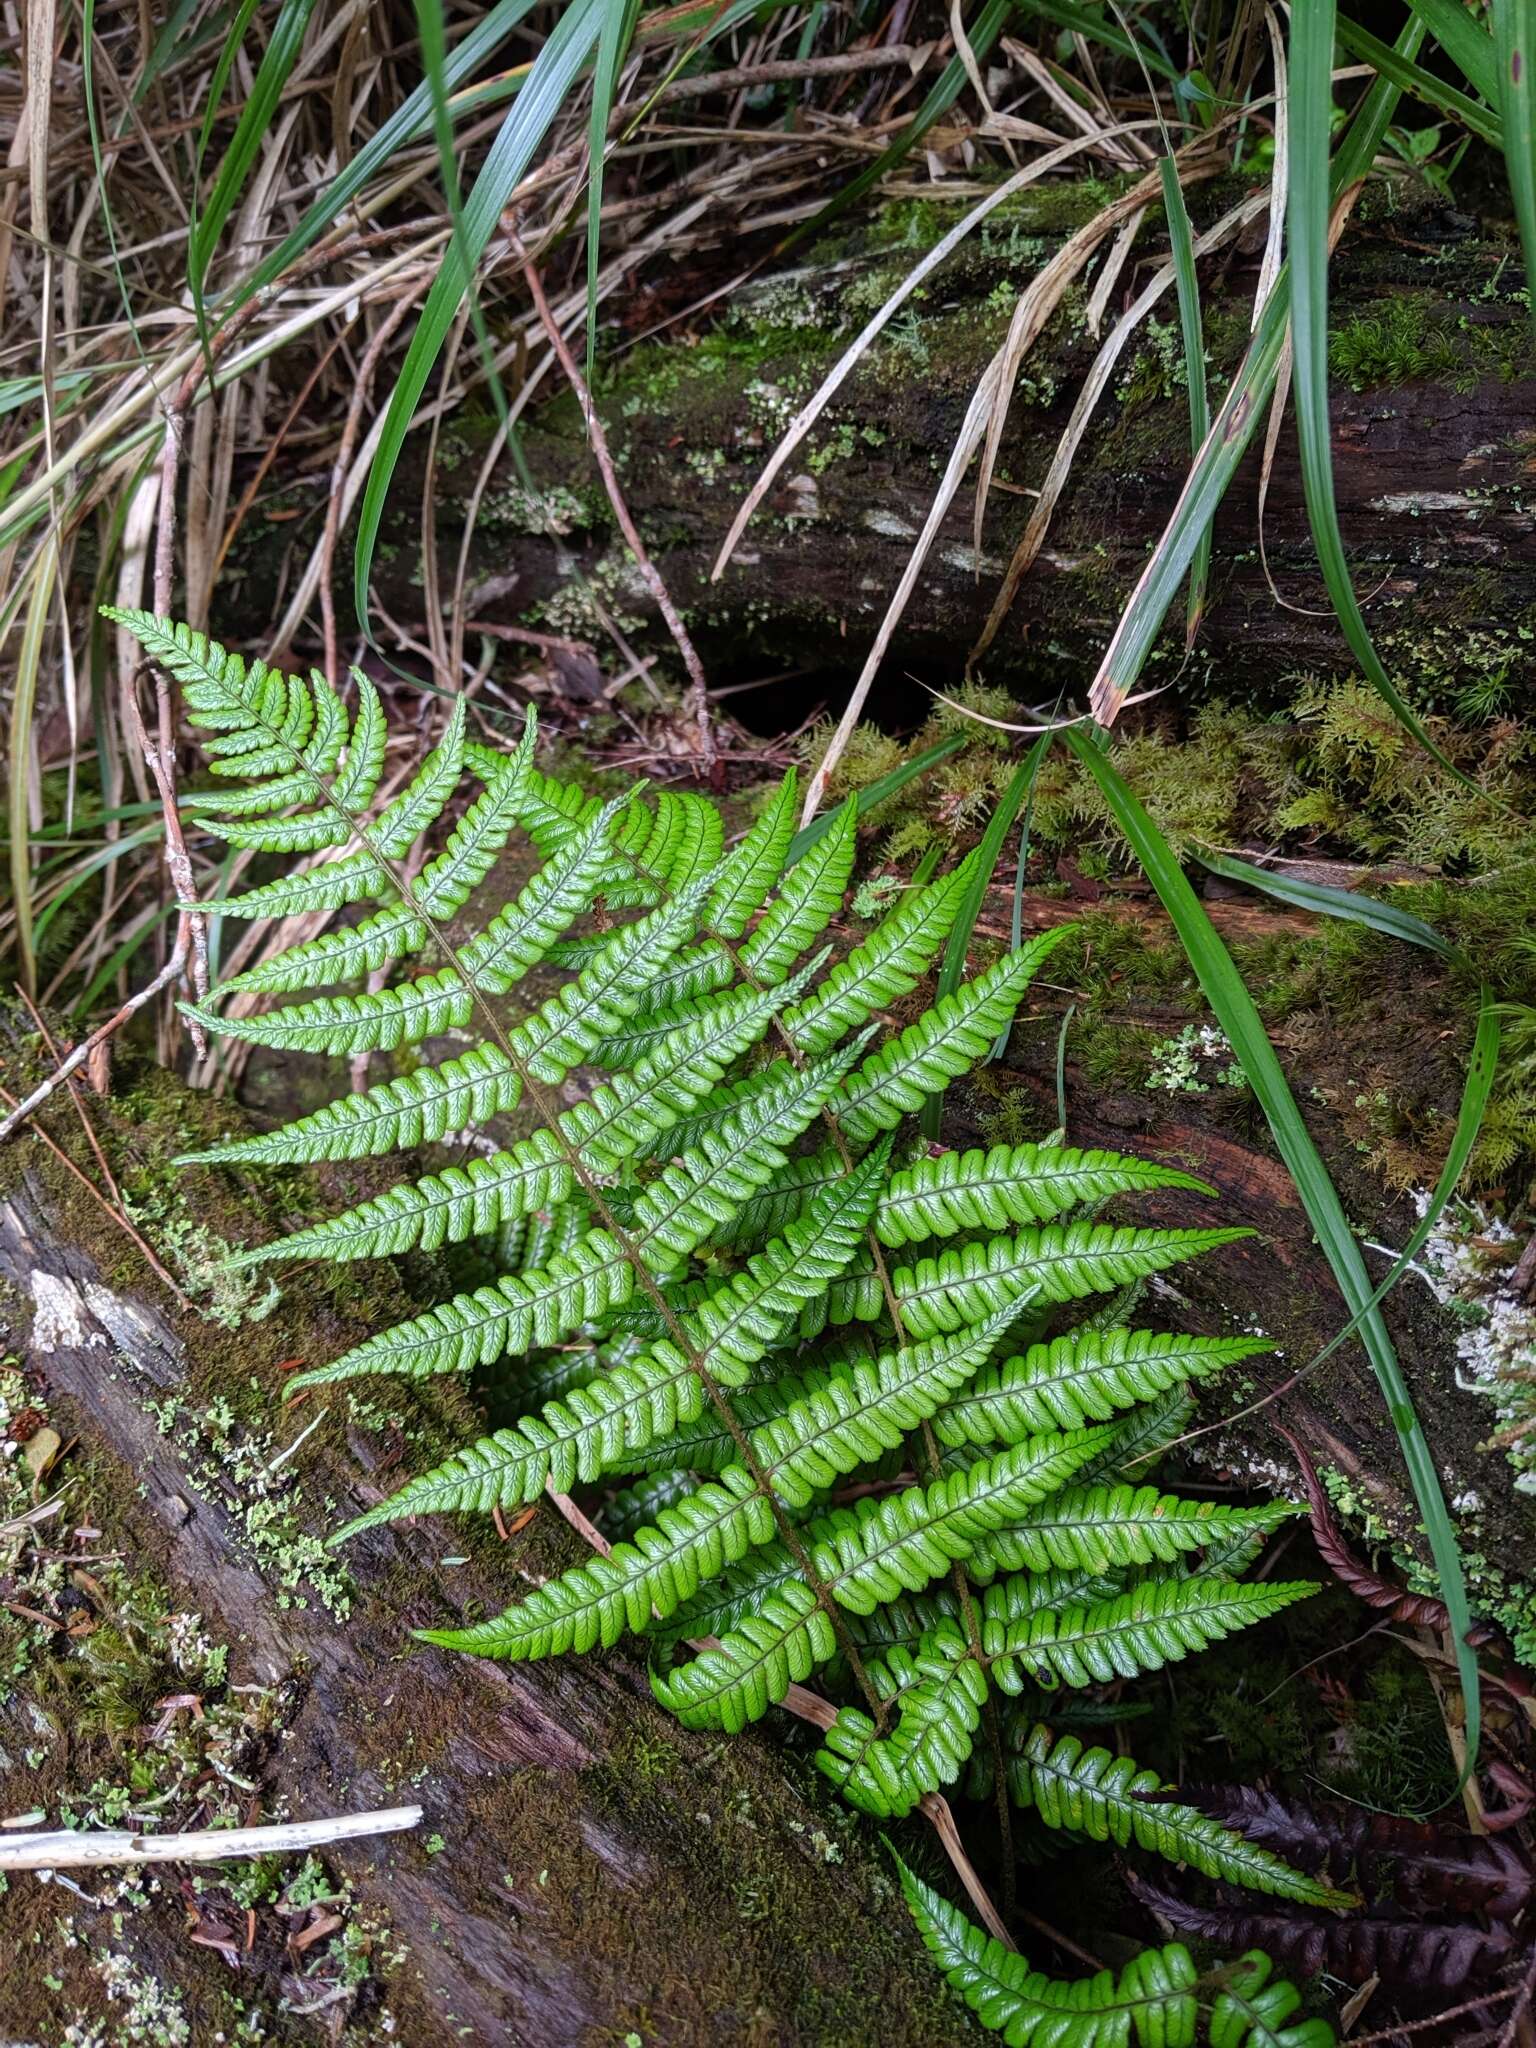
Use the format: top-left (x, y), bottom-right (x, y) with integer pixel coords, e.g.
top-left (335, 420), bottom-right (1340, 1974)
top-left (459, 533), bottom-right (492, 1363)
top-left (180, 1041), bottom-right (524, 1166)
top-left (288, 1227), bottom-right (633, 1390)
top-left (935, 1328), bottom-right (1270, 1447)
top-left (897, 1862), bottom-right (1337, 2047)
top-left (707, 768), bottom-right (798, 936)
top-left (213, 904), bottom-right (426, 1001)
top-left (650, 1429), bottom-right (1111, 1729)
top-left (836, 929), bottom-right (1070, 1144)
top-left (818, 1631), bottom-right (987, 1815)
top-left (331, 1157), bottom-right (888, 1536)
top-left (893, 1223), bottom-right (1253, 1340)
top-left (424, 1466), bottom-right (778, 1658)
top-left (651, 1581), bottom-right (838, 1734)
top-left (960, 1485), bottom-right (1297, 1583)
top-left (874, 1142), bottom-right (1218, 1248)
top-left (780, 855), bottom-right (975, 1055)
top-left (1008, 1724), bottom-right (1355, 1907)
top-left (996, 1576), bottom-right (1317, 1691)
top-left (739, 795), bottom-right (857, 982)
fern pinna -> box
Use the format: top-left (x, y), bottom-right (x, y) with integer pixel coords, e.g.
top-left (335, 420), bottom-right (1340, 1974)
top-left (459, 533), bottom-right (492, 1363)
top-left (114, 611), bottom-right (1342, 2034)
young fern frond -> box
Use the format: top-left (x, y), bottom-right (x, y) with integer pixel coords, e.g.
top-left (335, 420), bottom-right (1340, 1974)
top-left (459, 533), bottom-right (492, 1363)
top-left (897, 1862), bottom-right (1337, 2048)
top-left (122, 611), bottom-right (1334, 2006)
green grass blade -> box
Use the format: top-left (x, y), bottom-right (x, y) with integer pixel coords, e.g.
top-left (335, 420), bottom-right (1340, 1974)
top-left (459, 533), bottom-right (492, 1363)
top-left (236, 0), bottom-right (543, 310)
top-left (1190, 848), bottom-right (1459, 961)
top-left (1090, 17), bottom-right (1422, 723)
top-left (1287, 0), bottom-right (1478, 790)
top-left (1064, 725), bottom-right (1482, 1776)
top-left (190, 0), bottom-right (319, 308)
top-left (588, 0), bottom-right (644, 378)
top-left (785, 0), bottom-right (1015, 247)
top-left (1157, 154), bottom-right (1211, 646)
top-left (1494, 0), bottom-right (1536, 339)
top-left (1015, 0), bottom-right (1183, 82)
top-left (1409, 0), bottom-right (1500, 102)
top-left (921, 735), bottom-right (1049, 1139)
top-left (1336, 14), bottom-right (1502, 146)
top-left (352, 0), bottom-right (608, 635)
top-left (784, 733), bottom-right (966, 866)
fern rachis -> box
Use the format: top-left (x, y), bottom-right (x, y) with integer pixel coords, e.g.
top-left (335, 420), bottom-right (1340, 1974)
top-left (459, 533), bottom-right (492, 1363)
top-left (124, 610), bottom-right (1338, 2034)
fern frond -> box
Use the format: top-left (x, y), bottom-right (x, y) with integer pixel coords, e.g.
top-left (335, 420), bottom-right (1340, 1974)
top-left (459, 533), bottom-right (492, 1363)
top-left (181, 1041), bottom-right (523, 1166)
top-left (651, 1581), bottom-right (838, 1734)
top-left (749, 1301), bottom-right (1031, 1510)
top-left (425, 1465), bottom-right (778, 1658)
top-left (779, 855), bottom-right (974, 1054)
top-left (504, 868), bottom-right (715, 1080)
top-left (1008, 1725), bottom-right (1355, 1908)
top-left (1075, 1387), bottom-right (1197, 1484)
top-left (331, 1158), bottom-right (887, 1536)
top-left (935, 1328), bottom-right (1269, 1446)
top-left (213, 904), bottom-right (426, 1000)
top-left (894, 1223), bottom-right (1253, 1339)
top-left (650, 1429), bottom-right (1111, 1729)
top-left (897, 1862), bottom-right (1337, 2047)
top-left (444, 1300), bottom-right (1034, 1660)
top-left (818, 1632), bottom-right (987, 1816)
top-left (997, 1576), bottom-right (1317, 1692)
top-left (836, 929), bottom-right (1070, 1143)
top-left (707, 768), bottom-right (798, 937)
top-left (874, 1143), bottom-right (1218, 1249)
top-left (288, 1227), bottom-right (632, 1390)
top-left (959, 1485), bottom-right (1297, 1582)
top-left (739, 795), bottom-right (857, 982)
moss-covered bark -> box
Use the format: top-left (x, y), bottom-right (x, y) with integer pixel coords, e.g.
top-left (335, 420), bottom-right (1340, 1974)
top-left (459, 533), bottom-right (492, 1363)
top-left (227, 173), bottom-right (1536, 707)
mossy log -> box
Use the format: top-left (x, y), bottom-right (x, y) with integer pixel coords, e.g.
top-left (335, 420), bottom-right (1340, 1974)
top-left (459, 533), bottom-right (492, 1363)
top-left (0, 1086), bottom-right (980, 2048)
top-left (228, 177), bottom-right (1536, 707)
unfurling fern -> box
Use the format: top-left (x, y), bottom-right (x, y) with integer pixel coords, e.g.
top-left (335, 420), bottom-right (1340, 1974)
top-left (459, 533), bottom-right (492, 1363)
top-left (117, 612), bottom-right (1340, 2023)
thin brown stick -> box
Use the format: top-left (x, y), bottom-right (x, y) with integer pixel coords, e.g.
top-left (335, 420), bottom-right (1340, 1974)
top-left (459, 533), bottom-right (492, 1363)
top-left (0, 1080), bottom-right (192, 1308)
top-left (12, 987), bottom-right (122, 1202)
top-left (513, 237), bottom-right (715, 771)
top-left (0, 942), bottom-right (187, 1146)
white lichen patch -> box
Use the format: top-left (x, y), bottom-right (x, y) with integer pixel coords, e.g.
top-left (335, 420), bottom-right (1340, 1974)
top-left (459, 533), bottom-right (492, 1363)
top-left (29, 1271), bottom-right (101, 1352)
top-left (1411, 1194), bottom-right (1536, 1490)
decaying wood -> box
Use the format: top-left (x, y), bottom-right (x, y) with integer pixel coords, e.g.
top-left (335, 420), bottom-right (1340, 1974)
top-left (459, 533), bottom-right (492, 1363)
top-left (222, 183), bottom-right (1536, 705)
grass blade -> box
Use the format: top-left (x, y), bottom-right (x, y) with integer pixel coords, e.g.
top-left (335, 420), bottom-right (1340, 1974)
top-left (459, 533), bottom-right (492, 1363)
top-left (352, 0), bottom-right (608, 634)
top-left (1409, 0), bottom-right (1500, 104)
top-left (588, 0), bottom-right (644, 378)
top-left (1064, 724), bottom-right (1483, 1776)
top-left (1336, 14), bottom-right (1502, 146)
top-left (1157, 154), bottom-right (1211, 646)
top-left (785, 0), bottom-right (1016, 247)
top-left (1089, 17), bottom-right (1422, 726)
top-left (1494, 0), bottom-right (1536, 340)
top-left (1190, 847), bottom-right (1459, 961)
top-left (785, 733), bottom-right (966, 865)
top-left (1286, 1), bottom-right (1477, 790)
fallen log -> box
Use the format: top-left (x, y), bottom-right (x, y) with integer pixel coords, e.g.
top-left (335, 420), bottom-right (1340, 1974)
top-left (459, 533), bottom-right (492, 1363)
top-left (226, 176), bottom-right (1536, 706)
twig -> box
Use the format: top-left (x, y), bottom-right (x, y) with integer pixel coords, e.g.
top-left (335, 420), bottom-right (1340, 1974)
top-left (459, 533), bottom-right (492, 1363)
top-left (0, 1805), bottom-right (422, 1872)
top-left (0, 943), bottom-right (187, 1146)
top-left (13, 985), bottom-right (122, 1201)
top-left (512, 237), bottom-right (715, 772)
top-left (0, 1079), bottom-right (193, 1308)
